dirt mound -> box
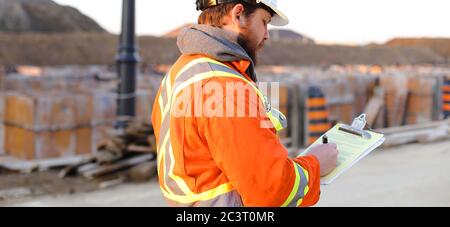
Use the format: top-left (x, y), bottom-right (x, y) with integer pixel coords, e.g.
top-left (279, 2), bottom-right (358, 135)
top-left (0, 0), bottom-right (105, 33)
top-left (262, 42), bottom-right (444, 65)
top-left (385, 38), bottom-right (450, 62)
top-left (0, 33), bottom-right (445, 66)
top-left (269, 29), bottom-right (315, 44)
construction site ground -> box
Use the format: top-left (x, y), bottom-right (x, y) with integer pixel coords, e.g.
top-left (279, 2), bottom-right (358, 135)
top-left (1, 139), bottom-right (450, 207)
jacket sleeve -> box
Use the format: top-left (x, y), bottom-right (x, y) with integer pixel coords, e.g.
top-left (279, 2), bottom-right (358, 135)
top-left (198, 81), bottom-right (321, 207)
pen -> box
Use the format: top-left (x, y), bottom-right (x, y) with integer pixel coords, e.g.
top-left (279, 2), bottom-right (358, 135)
top-left (322, 135), bottom-right (328, 144)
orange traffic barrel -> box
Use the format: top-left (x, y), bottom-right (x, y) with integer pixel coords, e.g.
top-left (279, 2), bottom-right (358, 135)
top-left (306, 86), bottom-right (331, 145)
top-left (443, 78), bottom-right (450, 119)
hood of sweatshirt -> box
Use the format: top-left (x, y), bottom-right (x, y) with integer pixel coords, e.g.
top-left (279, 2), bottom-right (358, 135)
top-left (177, 24), bottom-right (256, 81)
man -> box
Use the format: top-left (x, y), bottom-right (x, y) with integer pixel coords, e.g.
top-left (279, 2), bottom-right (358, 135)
top-left (152, 0), bottom-right (338, 207)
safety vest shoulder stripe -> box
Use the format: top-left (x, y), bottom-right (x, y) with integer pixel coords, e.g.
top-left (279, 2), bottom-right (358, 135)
top-left (175, 62), bottom-right (217, 86)
top-left (173, 61), bottom-right (250, 92)
top-left (175, 57), bottom-right (229, 83)
top-left (161, 59), bottom-right (226, 118)
top-left (172, 70), bottom-right (258, 105)
top-left (162, 60), bottom-right (245, 116)
top-left (172, 70), bottom-right (263, 110)
top-left (207, 62), bottom-right (246, 80)
top-left (282, 161), bottom-right (310, 207)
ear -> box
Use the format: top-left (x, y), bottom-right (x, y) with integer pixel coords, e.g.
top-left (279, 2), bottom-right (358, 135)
top-left (230, 3), bottom-right (246, 28)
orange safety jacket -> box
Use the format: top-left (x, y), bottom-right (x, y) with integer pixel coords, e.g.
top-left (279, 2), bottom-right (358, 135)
top-left (152, 54), bottom-right (321, 207)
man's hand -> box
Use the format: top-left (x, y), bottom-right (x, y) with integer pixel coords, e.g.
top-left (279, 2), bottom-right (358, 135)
top-left (307, 143), bottom-right (338, 176)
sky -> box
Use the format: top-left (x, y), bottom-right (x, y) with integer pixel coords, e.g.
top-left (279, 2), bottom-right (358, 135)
top-left (53, 0), bottom-right (450, 45)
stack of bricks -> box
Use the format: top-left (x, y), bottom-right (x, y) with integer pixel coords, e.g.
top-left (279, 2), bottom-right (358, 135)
top-left (3, 91), bottom-right (94, 160)
top-left (1, 71), bottom-right (161, 160)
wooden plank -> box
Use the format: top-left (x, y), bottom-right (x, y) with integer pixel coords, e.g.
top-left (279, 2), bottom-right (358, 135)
top-left (418, 127), bottom-right (450, 143)
top-left (127, 144), bottom-right (155, 153)
top-left (381, 121), bottom-right (449, 147)
top-left (364, 97), bottom-right (383, 127)
top-left (383, 129), bottom-right (432, 147)
top-left (58, 156), bottom-right (96, 178)
top-left (0, 155), bottom-right (90, 173)
top-left (77, 163), bottom-right (100, 174)
top-left (83, 154), bottom-right (154, 179)
top-left (364, 86), bottom-right (385, 127)
top-left (383, 128), bottom-right (449, 147)
top-left (379, 120), bottom-right (450, 135)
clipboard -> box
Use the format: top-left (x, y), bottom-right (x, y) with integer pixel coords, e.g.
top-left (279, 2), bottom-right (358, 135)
top-left (300, 114), bottom-right (386, 185)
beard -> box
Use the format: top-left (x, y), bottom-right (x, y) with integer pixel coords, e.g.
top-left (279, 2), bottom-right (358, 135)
top-left (237, 31), bottom-right (264, 66)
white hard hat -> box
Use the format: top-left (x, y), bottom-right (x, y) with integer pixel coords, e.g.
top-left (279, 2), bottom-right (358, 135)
top-left (256, 0), bottom-right (289, 26)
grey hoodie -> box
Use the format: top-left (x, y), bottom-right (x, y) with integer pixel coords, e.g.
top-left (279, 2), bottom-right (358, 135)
top-left (177, 24), bottom-right (257, 81)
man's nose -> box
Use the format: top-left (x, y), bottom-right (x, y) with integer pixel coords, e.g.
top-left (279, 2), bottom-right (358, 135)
top-left (264, 29), bottom-right (270, 41)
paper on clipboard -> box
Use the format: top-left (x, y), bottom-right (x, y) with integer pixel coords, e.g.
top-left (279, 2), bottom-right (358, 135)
top-left (299, 122), bottom-right (385, 185)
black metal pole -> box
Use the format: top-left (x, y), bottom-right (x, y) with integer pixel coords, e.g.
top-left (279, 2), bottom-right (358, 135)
top-left (116, 0), bottom-right (140, 129)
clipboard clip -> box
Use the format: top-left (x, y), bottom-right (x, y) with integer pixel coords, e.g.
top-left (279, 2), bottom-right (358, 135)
top-left (338, 114), bottom-right (372, 139)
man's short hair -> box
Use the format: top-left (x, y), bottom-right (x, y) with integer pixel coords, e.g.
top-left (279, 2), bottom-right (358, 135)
top-left (198, 0), bottom-right (274, 27)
